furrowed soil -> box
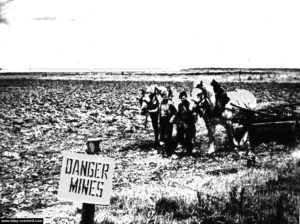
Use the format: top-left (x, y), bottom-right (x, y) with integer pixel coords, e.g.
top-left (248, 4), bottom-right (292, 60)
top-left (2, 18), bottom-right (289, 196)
top-left (1, 78), bottom-right (300, 224)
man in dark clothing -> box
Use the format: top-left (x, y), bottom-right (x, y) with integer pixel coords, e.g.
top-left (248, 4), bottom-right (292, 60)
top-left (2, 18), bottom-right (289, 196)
top-left (159, 89), bottom-right (177, 156)
top-left (210, 80), bottom-right (230, 116)
top-left (176, 91), bottom-right (196, 155)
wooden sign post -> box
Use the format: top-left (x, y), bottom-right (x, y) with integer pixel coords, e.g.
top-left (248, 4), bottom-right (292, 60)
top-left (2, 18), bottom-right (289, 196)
top-left (81, 138), bottom-right (101, 224)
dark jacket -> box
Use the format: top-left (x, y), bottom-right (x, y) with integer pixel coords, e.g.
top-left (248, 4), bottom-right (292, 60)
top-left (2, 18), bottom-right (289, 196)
top-left (159, 99), bottom-right (177, 122)
top-left (176, 100), bottom-right (196, 127)
top-left (211, 81), bottom-right (230, 115)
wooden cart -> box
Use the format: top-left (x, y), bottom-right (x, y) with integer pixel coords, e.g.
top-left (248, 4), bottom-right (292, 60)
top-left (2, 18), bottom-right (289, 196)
top-left (231, 102), bottom-right (300, 147)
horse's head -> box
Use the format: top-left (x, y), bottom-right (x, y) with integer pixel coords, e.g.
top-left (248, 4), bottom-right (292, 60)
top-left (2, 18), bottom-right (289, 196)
top-left (191, 81), bottom-right (215, 118)
top-left (139, 85), bottom-right (160, 115)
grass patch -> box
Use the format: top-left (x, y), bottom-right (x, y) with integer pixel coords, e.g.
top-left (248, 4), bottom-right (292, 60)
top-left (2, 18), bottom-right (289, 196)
top-left (96, 156), bottom-right (300, 224)
top-left (155, 197), bottom-right (198, 220)
top-left (152, 186), bottom-right (299, 223)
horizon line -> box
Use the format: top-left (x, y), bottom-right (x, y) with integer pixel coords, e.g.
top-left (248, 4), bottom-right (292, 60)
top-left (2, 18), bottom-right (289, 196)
top-left (1, 67), bottom-right (300, 73)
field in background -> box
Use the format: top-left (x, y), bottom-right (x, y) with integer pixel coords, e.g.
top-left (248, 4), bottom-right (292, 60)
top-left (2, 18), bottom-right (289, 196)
top-left (0, 68), bottom-right (300, 83)
top-left (0, 76), bottom-right (300, 223)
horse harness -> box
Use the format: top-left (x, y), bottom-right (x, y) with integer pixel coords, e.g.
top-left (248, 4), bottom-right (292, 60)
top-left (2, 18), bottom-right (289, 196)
top-left (195, 87), bottom-right (231, 120)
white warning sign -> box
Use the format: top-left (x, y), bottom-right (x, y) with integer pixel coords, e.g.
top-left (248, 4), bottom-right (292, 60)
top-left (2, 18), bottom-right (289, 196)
top-left (58, 151), bottom-right (115, 205)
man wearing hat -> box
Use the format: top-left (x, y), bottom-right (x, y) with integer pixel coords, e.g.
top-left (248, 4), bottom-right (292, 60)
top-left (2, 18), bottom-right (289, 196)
top-left (159, 89), bottom-right (177, 156)
top-left (176, 91), bottom-right (196, 155)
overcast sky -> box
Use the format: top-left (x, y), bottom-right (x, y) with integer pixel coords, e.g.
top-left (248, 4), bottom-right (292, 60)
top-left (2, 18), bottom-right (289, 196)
top-left (0, 0), bottom-right (299, 71)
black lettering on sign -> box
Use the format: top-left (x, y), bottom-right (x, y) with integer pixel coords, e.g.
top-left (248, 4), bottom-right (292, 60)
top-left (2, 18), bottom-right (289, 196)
top-left (68, 177), bottom-right (106, 197)
top-left (101, 164), bottom-right (109, 179)
top-left (81, 178), bottom-right (90, 195)
top-left (80, 160), bottom-right (88, 176)
top-left (89, 162), bottom-right (95, 177)
top-left (77, 177), bottom-right (83, 194)
top-left (87, 161), bottom-right (91, 177)
top-left (65, 158), bottom-right (111, 179)
top-left (69, 177), bottom-right (78, 193)
top-left (97, 181), bottom-right (104, 197)
top-left (94, 162), bottom-right (101, 178)
top-left (72, 159), bottom-right (80, 175)
top-left (65, 158), bottom-right (73, 174)
top-left (89, 180), bottom-right (97, 196)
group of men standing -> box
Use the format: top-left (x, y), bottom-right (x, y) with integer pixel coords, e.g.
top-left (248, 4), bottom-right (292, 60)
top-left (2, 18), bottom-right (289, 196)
top-left (158, 79), bottom-right (229, 157)
top-left (159, 89), bottom-right (196, 157)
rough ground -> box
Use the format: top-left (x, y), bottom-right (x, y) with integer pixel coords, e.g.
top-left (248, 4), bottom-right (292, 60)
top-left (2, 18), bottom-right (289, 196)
top-left (1, 77), bottom-right (300, 223)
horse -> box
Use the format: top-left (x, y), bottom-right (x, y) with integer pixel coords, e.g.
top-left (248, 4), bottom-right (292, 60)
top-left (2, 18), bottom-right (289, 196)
top-left (139, 84), bottom-right (179, 146)
top-left (191, 80), bottom-right (257, 154)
